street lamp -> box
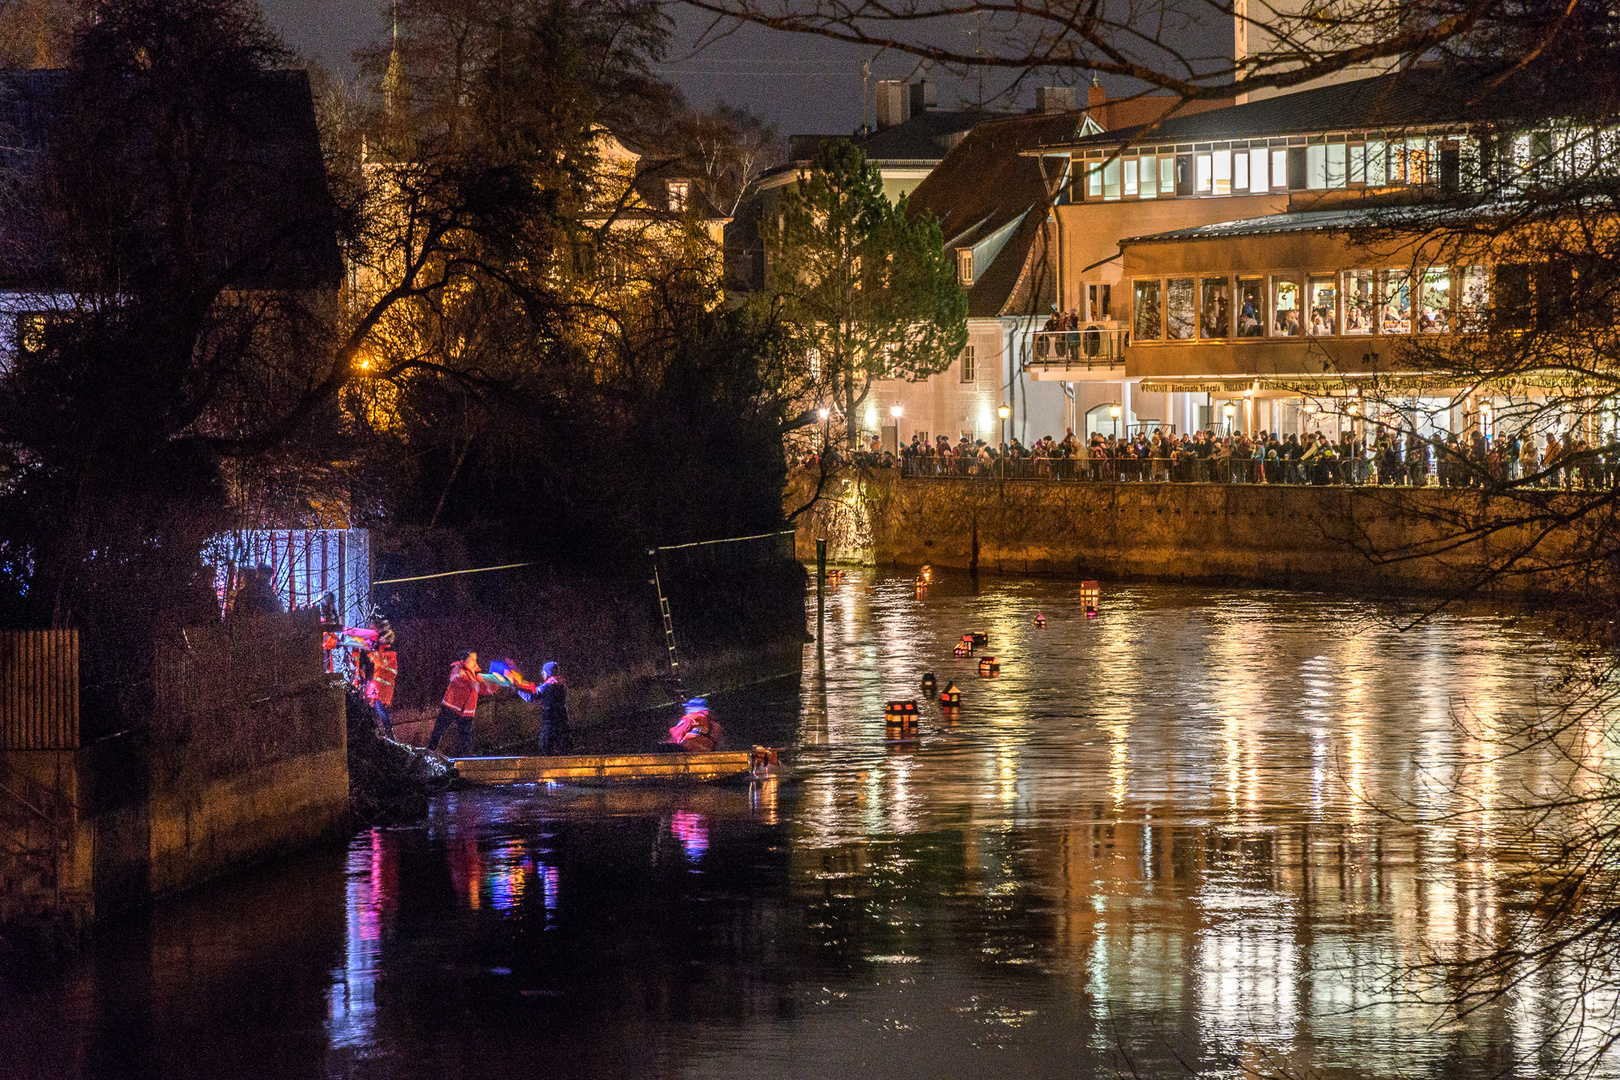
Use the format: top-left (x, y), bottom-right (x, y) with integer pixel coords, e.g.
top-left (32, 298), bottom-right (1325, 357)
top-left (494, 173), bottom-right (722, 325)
top-left (889, 404), bottom-right (902, 456)
top-left (1222, 401), bottom-right (1236, 433)
top-left (1108, 402), bottom-right (1122, 439)
top-left (997, 403), bottom-right (1010, 443)
top-left (818, 407), bottom-right (830, 451)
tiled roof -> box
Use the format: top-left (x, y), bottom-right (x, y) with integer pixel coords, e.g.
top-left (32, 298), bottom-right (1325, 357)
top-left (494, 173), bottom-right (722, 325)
top-left (790, 109), bottom-right (1003, 166)
top-left (1049, 67), bottom-right (1547, 151)
top-left (1121, 203), bottom-right (1464, 244)
top-left (906, 111), bottom-right (1076, 318)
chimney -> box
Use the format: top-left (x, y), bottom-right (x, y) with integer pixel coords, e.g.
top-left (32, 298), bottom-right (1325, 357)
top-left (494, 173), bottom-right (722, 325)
top-left (1088, 82), bottom-right (1106, 109)
top-left (1035, 86), bottom-right (1075, 113)
top-left (909, 78), bottom-right (937, 116)
top-left (875, 79), bottom-right (907, 129)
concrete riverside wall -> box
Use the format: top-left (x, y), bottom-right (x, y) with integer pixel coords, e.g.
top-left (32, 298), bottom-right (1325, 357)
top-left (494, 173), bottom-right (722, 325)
top-left (1, 615), bottom-right (351, 932)
top-left (792, 470), bottom-right (1590, 596)
top-left (146, 744), bottom-right (348, 899)
top-left (1, 733), bottom-right (347, 928)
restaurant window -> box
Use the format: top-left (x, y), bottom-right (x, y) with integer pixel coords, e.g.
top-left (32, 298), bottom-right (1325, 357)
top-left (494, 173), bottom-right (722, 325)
top-left (1327, 143), bottom-right (1348, 188)
top-left (1419, 268), bottom-right (1451, 332)
top-left (1088, 283), bottom-right (1113, 320)
top-left (1237, 277), bottom-right (1265, 336)
top-left (1407, 139), bottom-right (1432, 184)
top-left (1123, 156), bottom-right (1139, 197)
top-left (1234, 150), bottom-right (1250, 192)
top-left (1270, 148), bottom-right (1288, 190)
top-left (1249, 148), bottom-right (1269, 192)
top-left (1366, 140), bottom-right (1387, 185)
top-left (1272, 275), bottom-right (1303, 336)
top-left (1213, 149), bottom-right (1232, 195)
top-left (1201, 277), bottom-right (1232, 338)
top-left (1349, 142), bottom-right (1367, 184)
top-left (1167, 277), bottom-right (1196, 339)
top-left (1102, 158), bottom-right (1121, 199)
top-left (1382, 269), bottom-right (1412, 333)
top-left (1307, 144), bottom-right (1327, 189)
top-left (1195, 153), bottom-right (1212, 194)
top-left (1133, 279), bottom-right (1163, 340)
top-left (1308, 274), bottom-right (1337, 335)
top-left (1495, 264), bottom-right (1532, 329)
top-left (960, 344), bottom-right (976, 382)
top-left (1343, 270), bottom-right (1376, 334)
top-left (1160, 156), bottom-right (1176, 196)
top-left (1138, 155), bottom-right (1158, 198)
top-left (1458, 266), bottom-right (1490, 331)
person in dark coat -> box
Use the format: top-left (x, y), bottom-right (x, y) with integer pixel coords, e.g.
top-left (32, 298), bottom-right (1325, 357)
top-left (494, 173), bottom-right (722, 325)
top-left (232, 562), bottom-right (283, 616)
top-left (537, 662), bottom-right (570, 756)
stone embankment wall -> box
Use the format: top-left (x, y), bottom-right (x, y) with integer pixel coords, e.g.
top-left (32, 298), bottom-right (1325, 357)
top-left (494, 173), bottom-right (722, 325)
top-left (0, 615), bottom-right (349, 934)
top-left (793, 470), bottom-right (1591, 596)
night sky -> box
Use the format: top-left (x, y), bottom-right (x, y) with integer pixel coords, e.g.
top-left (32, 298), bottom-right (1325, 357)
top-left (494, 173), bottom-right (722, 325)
top-left (255, 0), bottom-right (1168, 137)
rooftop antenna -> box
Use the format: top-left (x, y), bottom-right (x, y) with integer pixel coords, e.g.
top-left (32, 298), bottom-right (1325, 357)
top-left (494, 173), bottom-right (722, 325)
top-left (961, 13), bottom-right (987, 106)
top-left (861, 60), bottom-right (871, 135)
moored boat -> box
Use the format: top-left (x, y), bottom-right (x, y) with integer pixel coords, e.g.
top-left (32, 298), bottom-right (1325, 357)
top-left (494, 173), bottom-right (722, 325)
top-left (449, 746), bottom-right (780, 786)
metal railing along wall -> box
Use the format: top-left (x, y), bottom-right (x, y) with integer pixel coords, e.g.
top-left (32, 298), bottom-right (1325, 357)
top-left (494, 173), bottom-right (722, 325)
top-left (898, 455), bottom-right (1391, 485)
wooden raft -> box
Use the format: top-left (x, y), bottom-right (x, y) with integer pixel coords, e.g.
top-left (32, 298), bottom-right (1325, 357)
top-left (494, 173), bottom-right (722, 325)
top-left (450, 747), bottom-right (779, 786)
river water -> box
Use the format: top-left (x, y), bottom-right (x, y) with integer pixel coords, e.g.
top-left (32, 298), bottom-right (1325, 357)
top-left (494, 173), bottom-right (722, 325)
top-left (5, 572), bottom-right (1618, 1079)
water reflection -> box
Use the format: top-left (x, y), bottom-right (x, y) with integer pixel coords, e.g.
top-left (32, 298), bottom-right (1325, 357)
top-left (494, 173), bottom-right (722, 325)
top-left (5, 575), bottom-right (1619, 1079)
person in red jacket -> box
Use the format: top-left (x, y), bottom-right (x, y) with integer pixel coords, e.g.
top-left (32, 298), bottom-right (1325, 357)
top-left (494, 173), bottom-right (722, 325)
top-left (365, 626), bottom-right (399, 738)
top-left (428, 650), bottom-right (495, 753)
top-left (667, 698), bottom-right (723, 753)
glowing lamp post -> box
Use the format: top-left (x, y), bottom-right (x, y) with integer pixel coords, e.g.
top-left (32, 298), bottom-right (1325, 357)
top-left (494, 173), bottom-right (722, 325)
top-left (997, 403), bottom-right (1011, 445)
top-left (1108, 402), bottom-right (1122, 439)
top-left (889, 404), bottom-right (902, 456)
top-left (1222, 401), bottom-right (1236, 433)
top-left (818, 407), bottom-right (830, 451)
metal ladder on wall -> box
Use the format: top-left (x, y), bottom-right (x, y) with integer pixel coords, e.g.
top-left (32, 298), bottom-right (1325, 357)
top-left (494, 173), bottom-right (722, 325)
top-left (649, 551), bottom-right (683, 693)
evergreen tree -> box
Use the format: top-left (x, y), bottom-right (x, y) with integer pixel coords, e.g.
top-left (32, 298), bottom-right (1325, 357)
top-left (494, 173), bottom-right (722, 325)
top-left (765, 140), bottom-right (967, 449)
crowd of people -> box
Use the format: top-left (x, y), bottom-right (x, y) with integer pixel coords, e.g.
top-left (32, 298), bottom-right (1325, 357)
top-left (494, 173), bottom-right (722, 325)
top-left (792, 427), bottom-right (1620, 488)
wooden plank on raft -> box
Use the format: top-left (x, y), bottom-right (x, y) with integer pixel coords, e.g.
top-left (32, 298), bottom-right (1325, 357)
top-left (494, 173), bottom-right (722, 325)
top-left (450, 751), bottom-right (765, 785)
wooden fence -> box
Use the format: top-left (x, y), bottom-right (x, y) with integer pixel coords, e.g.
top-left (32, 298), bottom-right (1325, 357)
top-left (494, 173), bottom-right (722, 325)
top-left (0, 630), bottom-right (79, 750)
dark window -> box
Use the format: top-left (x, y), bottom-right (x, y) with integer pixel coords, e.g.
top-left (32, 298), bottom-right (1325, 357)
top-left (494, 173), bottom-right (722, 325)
top-left (1176, 154), bottom-right (1195, 196)
top-left (1440, 143), bottom-right (1461, 190)
top-left (1494, 265), bottom-right (1531, 329)
top-left (1535, 262), bottom-right (1572, 329)
top-left (1286, 147), bottom-right (1308, 190)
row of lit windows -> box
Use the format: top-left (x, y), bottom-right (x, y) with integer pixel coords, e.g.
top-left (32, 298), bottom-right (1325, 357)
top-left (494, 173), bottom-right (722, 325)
top-left (1081, 136), bottom-right (1461, 201)
top-left (1129, 268), bottom-right (1494, 343)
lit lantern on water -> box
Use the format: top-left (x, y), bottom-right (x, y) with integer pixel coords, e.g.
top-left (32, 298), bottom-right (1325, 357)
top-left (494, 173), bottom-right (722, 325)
top-left (1033, 613), bottom-right (1046, 628)
top-left (1080, 580), bottom-right (1101, 615)
top-left (884, 699), bottom-right (919, 742)
top-left (977, 656), bottom-right (1000, 677)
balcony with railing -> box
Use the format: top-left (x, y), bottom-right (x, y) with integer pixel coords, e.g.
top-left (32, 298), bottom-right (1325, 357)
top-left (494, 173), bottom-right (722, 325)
top-left (1026, 325), bottom-right (1129, 378)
